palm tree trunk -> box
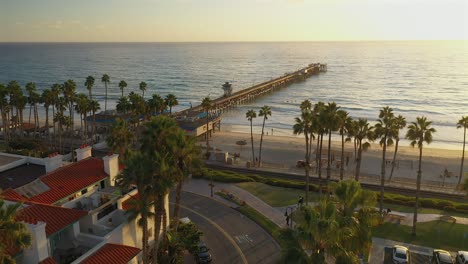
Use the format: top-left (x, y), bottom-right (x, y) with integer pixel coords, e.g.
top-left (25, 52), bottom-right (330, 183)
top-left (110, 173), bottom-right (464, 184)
top-left (355, 141), bottom-right (362, 181)
top-left (315, 135), bottom-right (320, 173)
top-left (459, 127), bottom-right (466, 185)
top-left (45, 107), bottom-right (49, 141)
top-left (28, 105), bottom-right (32, 125)
top-left (34, 105), bottom-right (38, 134)
top-left (250, 120), bottom-right (255, 164)
top-left (354, 138), bottom-right (357, 162)
top-left (104, 83), bottom-right (108, 111)
top-left (52, 107), bottom-right (56, 148)
top-left (412, 146), bottom-right (423, 236)
top-left (389, 138), bottom-right (399, 181)
top-left (258, 117), bottom-right (266, 167)
top-left (379, 135), bottom-right (387, 213)
top-left (93, 110), bottom-right (96, 144)
top-left (305, 134), bottom-right (310, 205)
top-left (326, 131), bottom-right (332, 182)
top-left (142, 217), bottom-right (149, 264)
top-left (318, 132), bottom-right (324, 196)
top-left (153, 194), bottom-right (164, 263)
top-left (340, 131), bottom-right (345, 180)
top-left (206, 110), bottom-right (209, 152)
top-left (173, 181), bottom-right (183, 220)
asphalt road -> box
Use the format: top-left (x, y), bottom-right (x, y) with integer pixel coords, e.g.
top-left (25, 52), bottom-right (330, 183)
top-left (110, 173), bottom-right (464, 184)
top-left (170, 191), bottom-right (282, 264)
top-left (384, 247), bottom-right (432, 264)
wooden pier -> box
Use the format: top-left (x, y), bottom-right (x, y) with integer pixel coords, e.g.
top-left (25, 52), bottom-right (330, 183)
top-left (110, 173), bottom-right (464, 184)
top-left (175, 63), bottom-right (327, 137)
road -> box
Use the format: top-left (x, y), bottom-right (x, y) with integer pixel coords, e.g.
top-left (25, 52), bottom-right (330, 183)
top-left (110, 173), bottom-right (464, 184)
top-left (170, 191), bottom-right (282, 264)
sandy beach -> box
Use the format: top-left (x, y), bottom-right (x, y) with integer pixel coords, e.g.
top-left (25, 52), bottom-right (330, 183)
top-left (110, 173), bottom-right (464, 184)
top-left (206, 125), bottom-right (467, 189)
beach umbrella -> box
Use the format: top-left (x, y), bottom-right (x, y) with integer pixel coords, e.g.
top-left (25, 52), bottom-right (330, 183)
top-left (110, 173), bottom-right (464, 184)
top-left (236, 140), bottom-right (247, 151)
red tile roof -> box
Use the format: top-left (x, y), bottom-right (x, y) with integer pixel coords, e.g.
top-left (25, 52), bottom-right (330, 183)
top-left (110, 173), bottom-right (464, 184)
top-left (121, 193), bottom-right (141, 211)
top-left (29, 158), bottom-right (108, 204)
top-left (39, 257), bottom-right (58, 264)
top-left (16, 203), bottom-right (87, 237)
top-left (0, 188), bottom-right (26, 201)
top-left (81, 243), bottom-right (141, 264)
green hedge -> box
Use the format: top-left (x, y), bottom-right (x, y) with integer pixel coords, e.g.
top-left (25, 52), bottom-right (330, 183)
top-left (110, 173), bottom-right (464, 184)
top-left (198, 168), bottom-right (468, 215)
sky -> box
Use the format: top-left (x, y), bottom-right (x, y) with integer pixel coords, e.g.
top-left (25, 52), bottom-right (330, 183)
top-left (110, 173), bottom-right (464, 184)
top-left (0, 0), bottom-right (467, 42)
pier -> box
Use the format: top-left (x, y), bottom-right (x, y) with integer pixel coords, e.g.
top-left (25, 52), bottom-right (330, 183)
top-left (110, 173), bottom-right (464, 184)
top-left (175, 63), bottom-right (327, 137)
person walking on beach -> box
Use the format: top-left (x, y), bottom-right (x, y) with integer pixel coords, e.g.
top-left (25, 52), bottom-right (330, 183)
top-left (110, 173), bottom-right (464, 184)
top-left (298, 195), bottom-right (304, 208)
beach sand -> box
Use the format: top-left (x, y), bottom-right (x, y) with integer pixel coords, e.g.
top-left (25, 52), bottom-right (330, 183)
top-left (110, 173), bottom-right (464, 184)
top-left (206, 125), bottom-right (467, 190)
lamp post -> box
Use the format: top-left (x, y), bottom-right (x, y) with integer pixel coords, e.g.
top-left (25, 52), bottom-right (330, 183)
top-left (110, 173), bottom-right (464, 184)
top-left (209, 169), bottom-right (214, 197)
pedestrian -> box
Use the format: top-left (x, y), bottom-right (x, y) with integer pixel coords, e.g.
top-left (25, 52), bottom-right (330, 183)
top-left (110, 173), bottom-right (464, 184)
top-left (298, 195), bottom-right (304, 207)
top-left (286, 214), bottom-right (290, 226)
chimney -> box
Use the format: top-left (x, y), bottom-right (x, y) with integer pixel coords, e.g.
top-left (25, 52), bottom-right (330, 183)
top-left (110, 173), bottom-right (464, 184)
top-left (103, 154), bottom-right (119, 186)
top-left (75, 145), bottom-right (92, 161)
top-left (43, 153), bottom-right (63, 173)
top-left (22, 221), bottom-right (48, 264)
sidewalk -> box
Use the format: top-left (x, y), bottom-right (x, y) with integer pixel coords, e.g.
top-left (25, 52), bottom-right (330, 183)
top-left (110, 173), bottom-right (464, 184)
top-left (183, 178), bottom-right (287, 228)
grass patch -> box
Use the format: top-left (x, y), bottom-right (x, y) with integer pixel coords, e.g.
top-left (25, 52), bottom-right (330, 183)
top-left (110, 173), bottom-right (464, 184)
top-left (373, 221), bottom-right (468, 251)
top-left (236, 182), bottom-right (318, 207)
top-left (380, 203), bottom-right (468, 218)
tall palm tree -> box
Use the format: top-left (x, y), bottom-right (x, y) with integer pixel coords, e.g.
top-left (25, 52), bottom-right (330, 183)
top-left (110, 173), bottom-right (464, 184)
top-left (106, 118), bottom-right (135, 162)
top-left (41, 89), bottom-right (53, 140)
top-left (140, 116), bottom-right (178, 262)
top-left (353, 119), bottom-right (375, 181)
top-left (89, 100), bottom-right (100, 144)
top-left (405, 116), bottom-right (436, 236)
top-left (25, 82), bottom-right (40, 133)
top-left (75, 93), bottom-right (91, 142)
top-left (201, 97), bottom-right (212, 154)
top-left (457, 116), bottom-right (468, 185)
top-left (374, 106), bottom-right (395, 213)
top-left (118, 152), bottom-right (153, 264)
top-left (139, 82), bottom-right (147, 98)
top-left (0, 199), bottom-right (31, 264)
top-left (85, 75), bottom-right (95, 100)
top-left (388, 115), bottom-right (407, 181)
top-left (293, 100), bottom-right (314, 205)
top-left (148, 94), bottom-right (166, 115)
top-left (258, 105), bottom-right (272, 167)
top-left (165, 94), bottom-right (178, 115)
top-left (50, 84), bottom-right (61, 141)
top-left (101, 74), bottom-right (110, 111)
top-left (324, 102), bottom-right (340, 183)
top-left (314, 101), bottom-right (327, 195)
top-left (170, 129), bottom-right (201, 221)
top-left (246, 109), bottom-right (257, 165)
top-left (119, 80), bottom-right (128, 98)
top-left (0, 84), bottom-right (10, 143)
top-left (337, 110), bottom-right (352, 180)
top-left (63, 79), bottom-right (77, 132)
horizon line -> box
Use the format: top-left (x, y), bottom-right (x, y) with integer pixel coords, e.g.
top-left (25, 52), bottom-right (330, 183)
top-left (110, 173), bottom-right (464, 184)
top-left (0, 39), bottom-right (467, 44)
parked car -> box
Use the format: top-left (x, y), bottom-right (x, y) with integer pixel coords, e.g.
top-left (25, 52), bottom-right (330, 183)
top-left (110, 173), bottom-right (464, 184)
top-left (432, 249), bottom-right (454, 264)
top-left (392, 245), bottom-right (410, 264)
top-left (195, 241), bottom-right (212, 263)
top-left (456, 251), bottom-right (468, 264)
top-left (296, 160), bottom-right (312, 168)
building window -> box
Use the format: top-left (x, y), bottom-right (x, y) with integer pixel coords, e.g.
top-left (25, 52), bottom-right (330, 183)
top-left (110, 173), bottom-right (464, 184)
top-left (81, 189), bottom-right (88, 195)
top-left (97, 203), bottom-right (117, 220)
top-left (100, 180), bottom-right (105, 189)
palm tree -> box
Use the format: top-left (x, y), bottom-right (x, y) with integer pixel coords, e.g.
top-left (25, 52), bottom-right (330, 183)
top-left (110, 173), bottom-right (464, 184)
top-left (374, 106), bottom-right (395, 213)
top-left (25, 82), bottom-right (40, 133)
top-left (75, 93), bottom-right (91, 142)
top-left (63, 79), bottom-right (77, 132)
top-left (405, 116), bottom-right (436, 236)
top-left (140, 116), bottom-right (178, 262)
top-left (116, 96), bottom-right (131, 114)
top-left (258, 105), bottom-right (272, 167)
top-left (0, 84), bottom-right (10, 143)
top-left (388, 115), bottom-right (407, 181)
top-left (324, 102), bottom-right (340, 184)
top-left (0, 199), bottom-right (31, 264)
top-left (201, 97), bottom-right (212, 154)
top-left (85, 75), bottom-right (95, 100)
top-left (171, 129), bottom-right (201, 221)
top-left (337, 110), bottom-right (352, 180)
top-left (41, 89), bottom-right (54, 139)
top-left (118, 152), bottom-right (153, 264)
top-left (119, 80), bottom-right (128, 98)
top-left (246, 109), bottom-right (257, 165)
top-left (165, 94), bottom-right (178, 115)
top-left (148, 94), bottom-right (166, 115)
top-left (50, 83), bottom-right (61, 141)
top-left (106, 118), bottom-right (135, 162)
top-left (353, 119), bottom-right (375, 181)
top-left (293, 101), bottom-right (314, 205)
top-left (101, 74), bottom-right (110, 111)
top-left (457, 116), bottom-right (468, 185)
top-left (139, 82), bottom-right (147, 98)
top-left (89, 100), bottom-right (100, 144)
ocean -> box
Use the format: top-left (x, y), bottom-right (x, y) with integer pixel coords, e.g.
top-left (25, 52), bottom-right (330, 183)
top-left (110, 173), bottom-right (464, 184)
top-left (0, 41), bottom-right (467, 150)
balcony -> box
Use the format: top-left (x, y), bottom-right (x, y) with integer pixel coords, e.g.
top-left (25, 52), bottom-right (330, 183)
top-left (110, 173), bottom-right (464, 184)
top-left (63, 188), bottom-right (120, 213)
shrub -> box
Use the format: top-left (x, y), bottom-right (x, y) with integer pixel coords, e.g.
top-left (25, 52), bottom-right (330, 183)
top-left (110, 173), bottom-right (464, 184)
top-left (437, 201), bottom-right (453, 209)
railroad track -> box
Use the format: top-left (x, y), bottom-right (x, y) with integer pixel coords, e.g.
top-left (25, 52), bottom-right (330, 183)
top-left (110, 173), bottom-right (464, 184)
top-left (205, 164), bottom-right (466, 202)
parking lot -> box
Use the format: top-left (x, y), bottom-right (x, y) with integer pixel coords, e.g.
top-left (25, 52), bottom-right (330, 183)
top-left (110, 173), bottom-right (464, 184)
top-left (383, 247), bottom-right (432, 264)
